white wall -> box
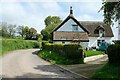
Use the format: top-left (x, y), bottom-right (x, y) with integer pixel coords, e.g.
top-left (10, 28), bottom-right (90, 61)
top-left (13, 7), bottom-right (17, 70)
top-left (112, 19), bottom-right (120, 40)
top-left (53, 41), bottom-right (88, 49)
top-left (118, 19), bottom-right (120, 40)
top-left (54, 41), bottom-right (71, 44)
top-left (57, 19), bottom-right (84, 32)
top-left (80, 42), bottom-right (89, 49)
top-left (88, 37), bottom-right (112, 47)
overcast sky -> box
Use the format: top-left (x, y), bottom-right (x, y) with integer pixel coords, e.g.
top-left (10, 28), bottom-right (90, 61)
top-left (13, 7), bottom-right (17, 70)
top-left (0, 0), bottom-right (105, 33)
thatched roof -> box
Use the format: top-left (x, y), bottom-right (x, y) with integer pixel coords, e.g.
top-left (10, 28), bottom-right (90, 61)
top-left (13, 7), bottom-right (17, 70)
top-left (79, 21), bottom-right (114, 37)
top-left (53, 31), bottom-right (89, 42)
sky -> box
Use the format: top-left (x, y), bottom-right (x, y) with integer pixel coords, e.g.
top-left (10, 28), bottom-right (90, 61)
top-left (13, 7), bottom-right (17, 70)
top-left (0, 0), bottom-right (119, 40)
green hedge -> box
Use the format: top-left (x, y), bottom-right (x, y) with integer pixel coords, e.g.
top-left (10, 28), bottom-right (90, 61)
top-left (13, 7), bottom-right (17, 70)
top-left (2, 39), bottom-right (40, 54)
top-left (107, 44), bottom-right (120, 65)
top-left (42, 42), bottom-right (84, 64)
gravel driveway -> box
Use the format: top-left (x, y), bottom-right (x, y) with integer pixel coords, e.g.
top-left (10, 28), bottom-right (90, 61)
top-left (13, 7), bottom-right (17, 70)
top-left (0, 49), bottom-right (89, 80)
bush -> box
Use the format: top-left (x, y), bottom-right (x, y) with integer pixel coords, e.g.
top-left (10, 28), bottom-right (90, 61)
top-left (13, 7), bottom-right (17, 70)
top-left (2, 39), bottom-right (40, 55)
top-left (42, 43), bottom-right (84, 64)
top-left (107, 44), bottom-right (120, 65)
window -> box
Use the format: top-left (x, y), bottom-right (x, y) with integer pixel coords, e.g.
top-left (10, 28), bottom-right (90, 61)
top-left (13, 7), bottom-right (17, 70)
top-left (99, 30), bottom-right (105, 37)
top-left (97, 40), bottom-right (105, 46)
top-left (72, 25), bottom-right (78, 31)
top-left (94, 29), bottom-right (99, 34)
top-left (62, 41), bottom-right (65, 44)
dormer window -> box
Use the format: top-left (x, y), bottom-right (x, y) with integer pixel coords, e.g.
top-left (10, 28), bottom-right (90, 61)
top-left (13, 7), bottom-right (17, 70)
top-left (99, 29), bottom-right (104, 37)
top-left (72, 25), bottom-right (78, 31)
top-left (94, 25), bottom-right (105, 37)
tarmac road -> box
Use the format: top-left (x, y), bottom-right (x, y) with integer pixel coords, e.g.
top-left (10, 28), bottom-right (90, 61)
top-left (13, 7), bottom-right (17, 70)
top-left (0, 49), bottom-right (89, 80)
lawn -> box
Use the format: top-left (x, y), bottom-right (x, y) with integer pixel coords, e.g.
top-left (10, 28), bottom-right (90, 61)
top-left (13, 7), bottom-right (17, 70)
top-left (91, 63), bottom-right (120, 80)
top-left (84, 50), bottom-right (105, 57)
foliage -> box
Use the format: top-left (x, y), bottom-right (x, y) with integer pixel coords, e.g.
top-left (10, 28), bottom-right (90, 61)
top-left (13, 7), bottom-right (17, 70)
top-left (100, 0), bottom-right (120, 25)
top-left (39, 50), bottom-right (83, 65)
top-left (84, 50), bottom-right (105, 57)
top-left (41, 29), bottom-right (49, 40)
top-left (92, 63), bottom-right (120, 80)
top-left (44, 16), bottom-right (62, 27)
top-left (107, 44), bottom-right (120, 65)
top-left (0, 22), bottom-right (16, 38)
top-left (0, 22), bottom-right (42, 40)
top-left (41, 16), bottom-right (62, 40)
top-left (1, 39), bottom-right (40, 55)
top-left (41, 42), bottom-right (84, 64)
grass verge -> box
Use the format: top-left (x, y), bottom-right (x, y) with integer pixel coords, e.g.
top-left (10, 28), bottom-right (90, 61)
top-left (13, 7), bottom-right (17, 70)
top-left (91, 63), bottom-right (120, 80)
top-left (38, 50), bottom-right (84, 65)
top-left (1, 39), bottom-right (40, 56)
top-left (84, 50), bottom-right (105, 57)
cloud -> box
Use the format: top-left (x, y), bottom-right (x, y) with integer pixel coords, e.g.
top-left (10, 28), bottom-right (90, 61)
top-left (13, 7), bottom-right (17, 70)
top-left (0, 1), bottom-right (66, 32)
top-left (1, 0), bottom-right (103, 2)
top-left (0, 0), bottom-right (104, 33)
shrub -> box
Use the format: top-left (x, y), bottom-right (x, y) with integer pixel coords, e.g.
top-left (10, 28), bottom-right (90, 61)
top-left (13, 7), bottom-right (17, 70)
top-left (107, 44), bottom-right (120, 65)
top-left (42, 43), bottom-right (84, 64)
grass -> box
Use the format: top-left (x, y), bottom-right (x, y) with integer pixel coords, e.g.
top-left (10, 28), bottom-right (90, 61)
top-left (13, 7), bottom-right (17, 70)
top-left (0, 39), bottom-right (2, 54)
top-left (38, 50), bottom-right (84, 65)
top-left (1, 39), bottom-right (40, 56)
top-left (91, 63), bottom-right (120, 80)
top-left (84, 50), bottom-right (105, 57)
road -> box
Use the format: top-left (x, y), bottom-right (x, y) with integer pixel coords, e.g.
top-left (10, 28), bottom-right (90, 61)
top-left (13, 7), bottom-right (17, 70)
top-left (0, 49), bottom-right (88, 80)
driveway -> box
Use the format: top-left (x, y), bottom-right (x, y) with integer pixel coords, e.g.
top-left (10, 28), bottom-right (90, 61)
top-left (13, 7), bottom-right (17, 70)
top-left (0, 49), bottom-right (89, 80)
top-left (60, 54), bottom-right (108, 78)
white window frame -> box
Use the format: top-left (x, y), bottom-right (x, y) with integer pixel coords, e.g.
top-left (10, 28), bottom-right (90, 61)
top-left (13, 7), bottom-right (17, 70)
top-left (72, 25), bottom-right (78, 31)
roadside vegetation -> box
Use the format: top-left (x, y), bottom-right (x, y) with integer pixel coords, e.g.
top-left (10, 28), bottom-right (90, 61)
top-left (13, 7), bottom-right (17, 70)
top-left (39, 50), bottom-right (81, 65)
top-left (92, 63), bottom-right (120, 79)
top-left (38, 42), bottom-right (84, 65)
top-left (91, 1), bottom-right (120, 79)
top-left (0, 22), bottom-right (42, 55)
top-left (92, 44), bottom-right (120, 80)
top-left (1, 39), bottom-right (40, 56)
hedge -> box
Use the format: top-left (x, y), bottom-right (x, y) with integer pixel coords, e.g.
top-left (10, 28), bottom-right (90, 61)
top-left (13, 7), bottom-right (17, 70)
top-left (42, 42), bottom-right (84, 63)
top-left (2, 39), bottom-right (40, 54)
top-left (107, 44), bottom-right (120, 65)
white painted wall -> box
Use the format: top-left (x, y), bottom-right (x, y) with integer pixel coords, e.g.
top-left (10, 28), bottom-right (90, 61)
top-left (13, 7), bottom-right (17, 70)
top-left (53, 41), bottom-right (88, 49)
top-left (112, 19), bottom-right (120, 40)
top-left (54, 41), bottom-right (62, 44)
top-left (54, 41), bottom-right (71, 44)
top-left (88, 37), bottom-right (112, 47)
top-left (57, 19), bottom-right (84, 32)
top-left (80, 42), bottom-right (89, 49)
top-left (118, 19), bottom-right (120, 40)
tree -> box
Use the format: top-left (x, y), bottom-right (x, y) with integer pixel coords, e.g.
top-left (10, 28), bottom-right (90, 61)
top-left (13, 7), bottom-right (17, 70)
top-left (17, 25), bottom-right (25, 39)
top-left (7, 24), bottom-right (16, 37)
top-left (35, 33), bottom-right (43, 40)
top-left (0, 22), bottom-right (8, 37)
top-left (29, 27), bottom-right (37, 39)
top-left (44, 16), bottom-right (62, 27)
top-left (41, 29), bottom-right (49, 40)
top-left (0, 22), bottom-right (16, 38)
top-left (41, 16), bottom-right (62, 40)
top-left (24, 26), bottom-right (29, 39)
top-left (100, 0), bottom-right (120, 25)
